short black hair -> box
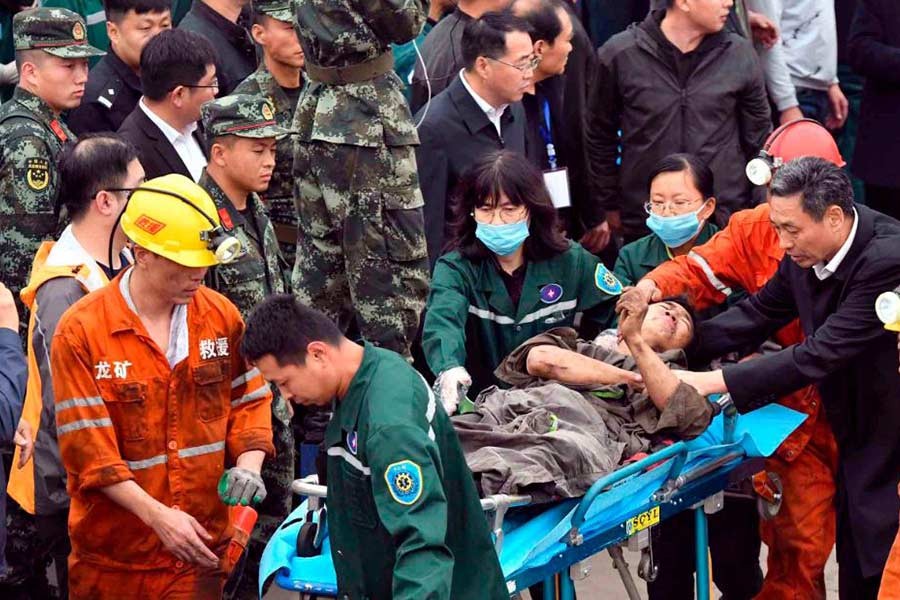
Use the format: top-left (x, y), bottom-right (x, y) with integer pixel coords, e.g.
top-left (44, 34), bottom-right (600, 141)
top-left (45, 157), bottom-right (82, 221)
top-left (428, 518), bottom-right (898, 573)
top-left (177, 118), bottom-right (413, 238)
top-left (647, 153), bottom-right (715, 200)
top-left (461, 10), bottom-right (533, 70)
top-left (517, 0), bottom-right (564, 44)
top-left (445, 150), bottom-right (569, 261)
top-left (103, 0), bottom-right (171, 23)
top-left (140, 29), bottom-right (215, 101)
top-left (14, 48), bottom-right (49, 72)
top-left (769, 156), bottom-right (855, 220)
top-left (58, 133), bottom-right (139, 221)
top-left (241, 295), bottom-right (344, 365)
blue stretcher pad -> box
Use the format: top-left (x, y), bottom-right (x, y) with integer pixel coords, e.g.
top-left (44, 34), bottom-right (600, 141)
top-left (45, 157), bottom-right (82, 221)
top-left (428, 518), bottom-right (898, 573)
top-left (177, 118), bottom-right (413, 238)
top-left (260, 404), bottom-right (806, 597)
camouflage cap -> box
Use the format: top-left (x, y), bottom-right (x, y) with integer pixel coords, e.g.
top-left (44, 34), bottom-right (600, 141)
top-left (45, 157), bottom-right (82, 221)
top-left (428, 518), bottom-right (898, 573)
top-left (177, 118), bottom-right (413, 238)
top-left (251, 0), bottom-right (294, 23)
top-left (201, 94), bottom-right (291, 139)
top-left (14, 8), bottom-right (105, 59)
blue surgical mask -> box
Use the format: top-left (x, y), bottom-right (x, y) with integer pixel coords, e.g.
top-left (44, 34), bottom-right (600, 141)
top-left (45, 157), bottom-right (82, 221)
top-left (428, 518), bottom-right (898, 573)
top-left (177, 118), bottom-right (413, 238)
top-left (646, 205), bottom-right (707, 248)
top-left (475, 220), bottom-right (530, 256)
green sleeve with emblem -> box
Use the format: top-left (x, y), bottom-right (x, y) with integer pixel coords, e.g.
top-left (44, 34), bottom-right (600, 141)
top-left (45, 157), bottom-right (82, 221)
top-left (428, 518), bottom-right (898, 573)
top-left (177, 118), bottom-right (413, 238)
top-left (2, 133), bottom-right (58, 215)
top-left (572, 243), bottom-right (619, 326)
top-left (367, 424), bottom-right (454, 600)
top-left (422, 256), bottom-right (471, 376)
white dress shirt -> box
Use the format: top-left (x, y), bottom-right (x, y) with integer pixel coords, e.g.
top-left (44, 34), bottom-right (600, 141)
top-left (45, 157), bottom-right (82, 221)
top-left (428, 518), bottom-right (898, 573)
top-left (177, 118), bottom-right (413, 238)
top-left (139, 98), bottom-right (207, 182)
top-left (459, 70), bottom-right (508, 138)
top-left (813, 208), bottom-right (858, 281)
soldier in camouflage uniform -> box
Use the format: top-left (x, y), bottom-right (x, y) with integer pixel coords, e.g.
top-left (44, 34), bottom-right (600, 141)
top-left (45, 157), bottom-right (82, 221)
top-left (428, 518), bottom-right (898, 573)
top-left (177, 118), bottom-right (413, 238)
top-left (235, 0), bottom-right (305, 266)
top-left (291, 0), bottom-right (430, 358)
top-left (199, 94), bottom-right (295, 600)
top-left (0, 7), bottom-right (103, 334)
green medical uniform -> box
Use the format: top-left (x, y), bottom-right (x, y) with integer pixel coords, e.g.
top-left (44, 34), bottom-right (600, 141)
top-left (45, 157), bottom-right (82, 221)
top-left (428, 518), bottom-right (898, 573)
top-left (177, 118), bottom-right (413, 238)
top-left (423, 241), bottom-right (621, 394)
top-left (324, 343), bottom-right (507, 600)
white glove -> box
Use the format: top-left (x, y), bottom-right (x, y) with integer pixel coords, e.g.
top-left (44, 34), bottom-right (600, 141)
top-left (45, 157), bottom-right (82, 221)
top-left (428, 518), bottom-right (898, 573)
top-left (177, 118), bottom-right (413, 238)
top-left (0, 63), bottom-right (19, 87)
top-left (434, 366), bottom-right (471, 415)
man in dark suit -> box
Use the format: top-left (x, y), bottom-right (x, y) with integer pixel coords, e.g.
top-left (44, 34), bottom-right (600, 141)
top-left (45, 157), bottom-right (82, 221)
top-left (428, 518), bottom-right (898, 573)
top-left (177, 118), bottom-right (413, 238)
top-left (414, 11), bottom-right (534, 266)
top-left (178, 0), bottom-right (256, 95)
top-left (117, 28), bottom-right (215, 180)
top-left (848, 0), bottom-right (900, 220)
top-left (653, 157), bottom-right (900, 599)
top-left (67, 0), bottom-right (172, 135)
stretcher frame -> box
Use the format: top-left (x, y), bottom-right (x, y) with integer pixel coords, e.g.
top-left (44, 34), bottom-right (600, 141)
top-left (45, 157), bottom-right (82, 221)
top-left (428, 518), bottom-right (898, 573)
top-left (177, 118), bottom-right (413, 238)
top-left (272, 405), bottom-right (781, 600)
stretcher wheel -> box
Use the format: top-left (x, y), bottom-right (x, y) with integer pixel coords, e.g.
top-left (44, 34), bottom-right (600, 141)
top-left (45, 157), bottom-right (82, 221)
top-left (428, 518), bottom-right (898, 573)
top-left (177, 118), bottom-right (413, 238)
top-left (297, 522), bottom-right (319, 557)
top-left (756, 472), bottom-right (783, 520)
top-left (638, 551), bottom-right (657, 582)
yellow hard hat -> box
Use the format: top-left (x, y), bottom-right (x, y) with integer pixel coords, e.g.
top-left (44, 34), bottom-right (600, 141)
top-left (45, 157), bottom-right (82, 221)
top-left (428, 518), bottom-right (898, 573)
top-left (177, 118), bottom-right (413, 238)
top-left (120, 174), bottom-right (242, 267)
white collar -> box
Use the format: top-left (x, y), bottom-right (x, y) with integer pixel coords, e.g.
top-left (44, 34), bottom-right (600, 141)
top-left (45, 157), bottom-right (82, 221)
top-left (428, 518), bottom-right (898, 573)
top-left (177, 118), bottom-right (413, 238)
top-left (813, 208), bottom-right (858, 281)
top-left (45, 225), bottom-right (110, 292)
top-left (139, 97), bottom-right (198, 144)
top-left (459, 70), bottom-right (508, 121)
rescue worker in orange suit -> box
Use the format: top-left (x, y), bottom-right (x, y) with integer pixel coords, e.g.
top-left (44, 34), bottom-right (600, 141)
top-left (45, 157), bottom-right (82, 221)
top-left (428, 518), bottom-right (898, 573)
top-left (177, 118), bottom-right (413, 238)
top-left (8, 133), bottom-right (144, 600)
top-left (629, 120), bottom-right (843, 599)
top-left (51, 173), bottom-right (275, 600)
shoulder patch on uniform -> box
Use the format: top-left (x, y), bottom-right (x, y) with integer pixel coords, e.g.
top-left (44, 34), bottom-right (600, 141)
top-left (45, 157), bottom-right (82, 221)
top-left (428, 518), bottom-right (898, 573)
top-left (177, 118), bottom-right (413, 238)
top-left (384, 460), bottom-right (423, 506)
top-left (595, 263), bottom-right (623, 296)
top-left (25, 157), bottom-right (50, 191)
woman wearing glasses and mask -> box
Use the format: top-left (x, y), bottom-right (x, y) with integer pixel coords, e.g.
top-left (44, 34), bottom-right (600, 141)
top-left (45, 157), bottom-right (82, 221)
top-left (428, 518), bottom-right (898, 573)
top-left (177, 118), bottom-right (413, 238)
top-left (423, 150), bottom-right (627, 414)
top-left (614, 154), bottom-right (720, 288)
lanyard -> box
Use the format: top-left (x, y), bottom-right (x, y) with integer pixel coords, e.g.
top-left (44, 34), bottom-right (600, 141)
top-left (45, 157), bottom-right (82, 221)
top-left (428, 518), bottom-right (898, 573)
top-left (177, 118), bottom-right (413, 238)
top-left (538, 96), bottom-right (557, 170)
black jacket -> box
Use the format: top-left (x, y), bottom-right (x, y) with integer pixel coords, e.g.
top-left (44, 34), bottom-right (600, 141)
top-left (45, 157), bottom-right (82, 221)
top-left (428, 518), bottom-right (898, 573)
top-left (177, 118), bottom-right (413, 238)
top-left (67, 48), bottom-right (142, 136)
top-left (178, 1), bottom-right (257, 96)
top-left (695, 205), bottom-right (900, 577)
top-left (410, 9), bottom-right (471, 114)
top-left (848, 0), bottom-right (900, 188)
top-left (117, 105), bottom-right (206, 180)
top-left (414, 75), bottom-right (527, 266)
top-left (585, 11), bottom-right (771, 237)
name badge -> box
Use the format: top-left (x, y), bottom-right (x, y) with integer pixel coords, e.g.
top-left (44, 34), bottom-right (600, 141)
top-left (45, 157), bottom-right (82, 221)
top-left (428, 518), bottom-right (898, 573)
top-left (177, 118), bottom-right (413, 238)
top-left (543, 168), bottom-right (571, 209)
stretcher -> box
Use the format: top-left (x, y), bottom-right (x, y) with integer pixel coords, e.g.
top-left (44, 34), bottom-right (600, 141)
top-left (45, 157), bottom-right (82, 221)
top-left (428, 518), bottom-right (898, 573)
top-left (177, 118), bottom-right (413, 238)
top-left (259, 399), bottom-right (805, 600)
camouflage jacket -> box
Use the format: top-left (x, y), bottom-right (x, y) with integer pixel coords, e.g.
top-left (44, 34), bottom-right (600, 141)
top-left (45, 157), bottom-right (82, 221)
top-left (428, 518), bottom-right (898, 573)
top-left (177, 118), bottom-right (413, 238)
top-left (233, 65), bottom-right (298, 226)
top-left (200, 171), bottom-right (287, 318)
top-left (293, 0), bottom-right (424, 147)
top-left (0, 87), bottom-right (74, 325)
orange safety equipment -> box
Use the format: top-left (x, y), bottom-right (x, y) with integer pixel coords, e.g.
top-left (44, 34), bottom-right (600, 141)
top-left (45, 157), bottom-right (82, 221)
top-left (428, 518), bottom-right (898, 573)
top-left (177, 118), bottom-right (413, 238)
top-left (644, 203), bottom-right (838, 599)
top-left (69, 554), bottom-right (226, 600)
top-left (880, 487), bottom-right (900, 600)
top-left (52, 271), bottom-right (274, 581)
top-left (746, 118), bottom-right (846, 186)
top-left (9, 230), bottom-right (118, 515)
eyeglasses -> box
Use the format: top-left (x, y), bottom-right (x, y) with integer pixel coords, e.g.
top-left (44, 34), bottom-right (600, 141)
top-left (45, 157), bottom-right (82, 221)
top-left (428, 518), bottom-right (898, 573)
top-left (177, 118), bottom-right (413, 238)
top-left (487, 55), bottom-right (541, 73)
top-left (472, 204), bottom-right (528, 224)
top-left (644, 197), bottom-right (706, 214)
top-left (181, 79), bottom-right (220, 90)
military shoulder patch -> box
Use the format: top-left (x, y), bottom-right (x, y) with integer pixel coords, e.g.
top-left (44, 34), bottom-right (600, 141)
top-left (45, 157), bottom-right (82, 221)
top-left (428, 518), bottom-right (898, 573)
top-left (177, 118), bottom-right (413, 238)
top-left (25, 157), bottom-right (50, 192)
top-left (595, 263), bottom-right (623, 296)
top-left (384, 460), bottom-right (423, 506)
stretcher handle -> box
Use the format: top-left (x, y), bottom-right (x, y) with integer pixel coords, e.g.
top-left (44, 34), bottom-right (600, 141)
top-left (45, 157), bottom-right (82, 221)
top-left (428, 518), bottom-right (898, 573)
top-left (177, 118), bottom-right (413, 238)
top-left (567, 441), bottom-right (689, 542)
top-left (291, 475), bottom-right (327, 498)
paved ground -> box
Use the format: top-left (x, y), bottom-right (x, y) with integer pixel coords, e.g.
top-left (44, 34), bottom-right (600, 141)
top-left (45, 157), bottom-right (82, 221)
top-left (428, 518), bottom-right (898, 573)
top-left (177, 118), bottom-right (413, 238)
top-left (265, 543), bottom-right (840, 599)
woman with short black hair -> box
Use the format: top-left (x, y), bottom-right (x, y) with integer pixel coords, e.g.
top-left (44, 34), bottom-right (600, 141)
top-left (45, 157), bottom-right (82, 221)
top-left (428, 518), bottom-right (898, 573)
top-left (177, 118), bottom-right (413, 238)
top-left (423, 150), bottom-right (628, 413)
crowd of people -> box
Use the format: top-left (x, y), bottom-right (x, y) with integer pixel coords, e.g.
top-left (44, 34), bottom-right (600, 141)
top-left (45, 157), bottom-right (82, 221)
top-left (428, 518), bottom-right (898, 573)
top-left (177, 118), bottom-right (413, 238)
top-left (0, 0), bottom-right (899, 598)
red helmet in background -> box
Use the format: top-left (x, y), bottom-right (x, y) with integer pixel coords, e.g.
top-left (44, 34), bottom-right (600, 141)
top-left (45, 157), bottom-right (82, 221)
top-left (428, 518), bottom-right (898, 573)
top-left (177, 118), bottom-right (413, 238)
top-left (745, 119), bottom-right (846, 186)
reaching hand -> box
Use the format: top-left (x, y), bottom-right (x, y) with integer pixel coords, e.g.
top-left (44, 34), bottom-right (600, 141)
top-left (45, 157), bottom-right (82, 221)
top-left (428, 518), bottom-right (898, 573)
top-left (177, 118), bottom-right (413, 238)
top-left (580, 221), bottom-right (612, 253)
top-left (748, 10), bottom-right (779, 48)
top-left (218, 468), bottom-right (267, 506)
top-left (147, 504), bottom-right (219, 567)
top-left (617, 289), bottom-right (650, 343)
top-left (826, 84), bottom-right (849, 130)
top-left (0, 281), bottom-right (19, 332)
top-left (434, 366), bottom-right (471, 415)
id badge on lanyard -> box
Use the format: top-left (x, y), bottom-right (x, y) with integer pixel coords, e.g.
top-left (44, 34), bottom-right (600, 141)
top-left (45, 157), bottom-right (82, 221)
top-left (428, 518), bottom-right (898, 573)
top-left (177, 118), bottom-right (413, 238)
top-left (539, 97), bottom-right (571, 209)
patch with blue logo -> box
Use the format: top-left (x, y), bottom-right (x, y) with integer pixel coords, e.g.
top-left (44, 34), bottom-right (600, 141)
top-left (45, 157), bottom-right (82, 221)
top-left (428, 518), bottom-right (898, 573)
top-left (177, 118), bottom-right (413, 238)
top-left (540, 283), bottom-right (563, 304)
top-left (595, 264), bottom-right (623, 296)
top-left (384, 460), bottom-right (423, 506)
top-left (347, 431), bottom-right (358, 455)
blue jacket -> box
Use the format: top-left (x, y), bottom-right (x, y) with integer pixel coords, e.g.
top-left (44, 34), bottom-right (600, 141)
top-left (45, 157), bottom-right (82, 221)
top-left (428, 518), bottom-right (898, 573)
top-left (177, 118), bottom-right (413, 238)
top-left (0, 327), bottom-right (26, 575)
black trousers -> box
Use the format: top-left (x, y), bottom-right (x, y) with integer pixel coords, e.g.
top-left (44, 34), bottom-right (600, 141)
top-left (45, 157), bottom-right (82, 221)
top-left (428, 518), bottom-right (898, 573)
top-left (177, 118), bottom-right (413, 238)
top-left (864, 184), bottom-right (900, 222)
top-left (35, 511), bottom-right (70, 600)
top-left (837, 502), bottom-right (882, 600)
top-left (647, 497), bottom-right (762, 600)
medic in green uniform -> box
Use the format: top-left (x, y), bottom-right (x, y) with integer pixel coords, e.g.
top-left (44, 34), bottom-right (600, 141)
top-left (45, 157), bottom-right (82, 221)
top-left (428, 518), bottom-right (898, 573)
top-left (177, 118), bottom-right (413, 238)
top-left (241, 295), bottom-right (508, 600)
top-left (422, 151), bottom-right (621, 413)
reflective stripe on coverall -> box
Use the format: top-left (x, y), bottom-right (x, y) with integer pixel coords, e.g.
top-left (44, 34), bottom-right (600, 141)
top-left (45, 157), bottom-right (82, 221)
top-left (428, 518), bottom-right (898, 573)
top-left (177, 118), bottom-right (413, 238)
top-left (645, 203), bottom-right (839, 599)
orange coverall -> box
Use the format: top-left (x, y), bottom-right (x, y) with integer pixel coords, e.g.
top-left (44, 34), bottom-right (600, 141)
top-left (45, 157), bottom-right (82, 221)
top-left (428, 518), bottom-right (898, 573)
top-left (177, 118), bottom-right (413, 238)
top-left (645, 203), bottom-right (839, 599)
top-left (51, 273), bottom-right (275, 599)
top-left (879, 485), bottom-right (900, 599)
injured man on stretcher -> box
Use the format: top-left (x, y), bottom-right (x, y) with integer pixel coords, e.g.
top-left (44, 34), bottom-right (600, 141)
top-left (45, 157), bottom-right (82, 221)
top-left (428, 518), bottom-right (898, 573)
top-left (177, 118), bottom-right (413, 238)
top-left (453, 293), bottom-right (717, 502)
